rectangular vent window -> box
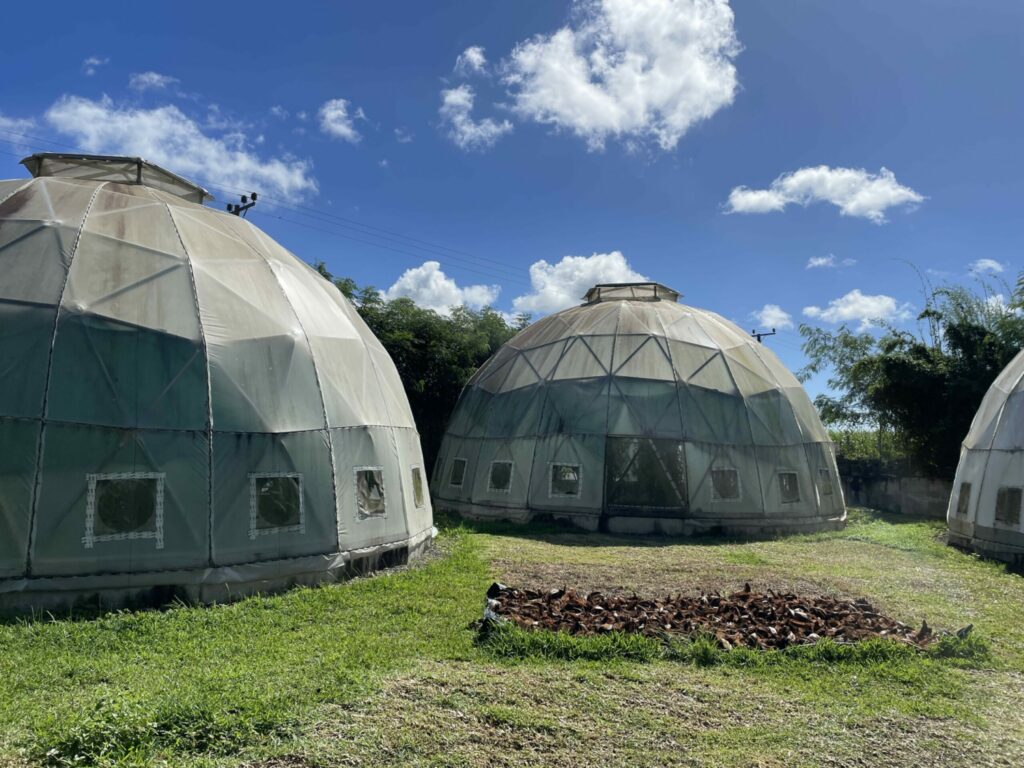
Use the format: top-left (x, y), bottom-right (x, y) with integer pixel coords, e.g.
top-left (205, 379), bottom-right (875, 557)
top-left (250, 473), bottom-right (303, 538)
top-left (956, 483), bottom-right (971, 517)
top-left (356, 467), bottom-right (387, 517)
top-left (995, 487), bottom-right (1021, 527)
top-left (412, 466), bottom-right (426, 508)
top-left (488, 461), bottom-right (513, 493)
top-left (85, 473), bottom-right (164, 549)
top-left (779, 472), bottom-right (800, 504)
top-left (449, 458), bottom-right (467, 488)
top-left (711, 468), bottom-right (740, 501)
top-left (550, 463), bottom-right (581, 497)
top-left (818, 469), bottom-right (833, 497)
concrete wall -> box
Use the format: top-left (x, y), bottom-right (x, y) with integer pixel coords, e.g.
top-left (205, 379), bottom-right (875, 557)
top-left (840, 474), bottom-right (952, 519)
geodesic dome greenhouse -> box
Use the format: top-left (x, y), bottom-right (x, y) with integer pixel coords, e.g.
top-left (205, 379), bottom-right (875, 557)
top-left (948, 348), bottom-right (1024, 564)
top-left (0, 153), bottom-right (434, 612)
top-left (432, 283), bottom-right (845, 535)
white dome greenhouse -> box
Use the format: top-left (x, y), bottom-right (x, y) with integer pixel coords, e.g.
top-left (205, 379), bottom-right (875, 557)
top-left (432, 283), bottom-right (845, 535)
top-left (948, 349), bottom-right (1024, 564)
top-left (0, 153), bottom-right (434, 612)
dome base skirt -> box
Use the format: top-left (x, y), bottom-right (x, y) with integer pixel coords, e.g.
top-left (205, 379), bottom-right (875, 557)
top-left (439, 501), bottom-right (845, 537)
top-left (947, 526), bottom-right (1024, 566)
top-left (0, 526), bottom-right (436, 616)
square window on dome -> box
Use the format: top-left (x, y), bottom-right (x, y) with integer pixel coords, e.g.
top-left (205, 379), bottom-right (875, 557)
top-left (711, 468), bottom-right (740, 501)
top-left (550, 463), bottom-right (581, 497)
top-left (249, 473), bottom-right (304, 538)
top-left (85, 473), bottom-right (164, 549)
top-left (995, 487), bottom-right (1021, 527)
top-left (355, 467), bottom-right (387, 517)
top-left (778, 472), bottom-right (800, 504)
top-left (488, 461), bottom-right (513, 493)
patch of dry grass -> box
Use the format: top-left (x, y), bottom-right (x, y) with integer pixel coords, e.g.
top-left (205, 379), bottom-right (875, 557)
top-left (232, 661), bottom-right (1023, 768)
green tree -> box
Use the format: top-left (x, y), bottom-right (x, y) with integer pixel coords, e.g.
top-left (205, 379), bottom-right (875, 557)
top-left (800, 279), bottom-right (1024, 476)
top-left (313, 262), bottom-right (527, 472)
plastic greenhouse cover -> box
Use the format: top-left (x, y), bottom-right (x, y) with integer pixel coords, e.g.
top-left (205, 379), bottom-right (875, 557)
top-left (434, 284), bottom-right (844, 526)
top-left (947, 348), bottom-right (1024, 554)
top-left (0, 157), bottom-right (433, 590)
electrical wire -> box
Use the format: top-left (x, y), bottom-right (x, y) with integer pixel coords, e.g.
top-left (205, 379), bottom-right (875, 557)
top-left (0, 128), bottom-right (530, 286)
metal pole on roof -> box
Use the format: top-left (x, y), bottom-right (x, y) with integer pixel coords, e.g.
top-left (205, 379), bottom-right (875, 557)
top-left (751, 328), bottom-right (776, 344)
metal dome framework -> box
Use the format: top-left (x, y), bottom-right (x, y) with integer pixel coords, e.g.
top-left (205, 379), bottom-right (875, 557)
top-left (948, 349), bottom-right (1024, 564)
top-left (0, 154), bottom-right (434, 611)
top-left (432, 283), bottom-right (845, 534)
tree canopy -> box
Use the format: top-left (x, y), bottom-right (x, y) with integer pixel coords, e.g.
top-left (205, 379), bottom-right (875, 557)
top-left (800, 278), bottom-right (1024, 477)
top-left (314, 262), bottom-right (528, 473)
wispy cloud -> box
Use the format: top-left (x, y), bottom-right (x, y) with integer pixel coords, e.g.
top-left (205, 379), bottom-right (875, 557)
top-left (128, 71), bottom-right (180, 92)
top-left (750, 304), bottom-right (794, 330)
top-left (727, 166), bottom-right (924, 224)
top-left (0, 112), bottom-right (36, 153)
top-left (318, 98), bottom-right (363, 143)
top-left (82, 56), bottom-right (109, 76)
top-left (969, 258), bottom-right (1005, 275)
top-left (454, 45), bottom-right (488, 77)
top-left (803, 289), bottom-right (913, 330)
top-left (439, 85), bottom-right (512, 151)
top-left (45, 95), bottom-right (318, 202)
top-left (806, 254), bottom-right (857, 269)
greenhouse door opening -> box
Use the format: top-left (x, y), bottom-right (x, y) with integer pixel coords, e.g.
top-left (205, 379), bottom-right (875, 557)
top-left (604, 437), bottom-right (688, 520)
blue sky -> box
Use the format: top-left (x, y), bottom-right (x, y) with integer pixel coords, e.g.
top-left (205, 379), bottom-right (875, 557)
top-left (0, 1), bottom-right (1021, 397)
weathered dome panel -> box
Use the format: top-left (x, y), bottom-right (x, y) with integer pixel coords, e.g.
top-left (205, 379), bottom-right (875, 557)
top-left (0, 155), bottom-right (434, 611)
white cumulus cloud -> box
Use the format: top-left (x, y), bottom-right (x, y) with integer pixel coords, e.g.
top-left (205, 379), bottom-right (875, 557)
top-left (129, 71), bottom-right (180, 92)
top-left (969, 258), bottom-right (1005, 275)
top-left (750, 304), bottom-right (793, 330)
top-left (318, 98), bottom-right (363, 143)
top-left (82, 56), bottom-right (109, 76)
top-left (806, 254), bottom-right (857, 269)
top-left (455, 45), bottom-right (488, 77)
top-left (512, 251), bottom-right (647, 314)
top-left (439, 85), bottom-right (513, 151)
top-left (45, 95), bottom-right (318, 202)
top-left (394, 127), bottom-right (414, 144)
top-left (803, 289), bottom-right (913, 331)
top-left (385, 261), bottom-right (499, 315)
top-left (269, 105), bottom-right (289, 120)
top-left (504, 0), bottom-right (740, 151)
top-left (727, 166), bottom-right (924, 224)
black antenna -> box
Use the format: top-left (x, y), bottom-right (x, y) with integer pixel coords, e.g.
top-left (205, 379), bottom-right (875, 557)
top-left (751, 328), bottom-right (777, 344)
top-left (226, 192), bottom-right (258, 217)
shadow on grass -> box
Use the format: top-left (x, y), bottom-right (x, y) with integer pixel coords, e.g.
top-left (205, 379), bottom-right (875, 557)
top-left (435, 506), bottom-right (924, 550)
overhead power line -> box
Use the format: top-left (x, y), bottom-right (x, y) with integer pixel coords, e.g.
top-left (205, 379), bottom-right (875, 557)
top-left (0, 128), bottom-right (530, 287)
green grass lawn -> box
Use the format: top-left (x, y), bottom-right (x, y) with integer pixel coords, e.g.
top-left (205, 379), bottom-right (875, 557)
top-left (1, 509), bottom-right (1022, 767)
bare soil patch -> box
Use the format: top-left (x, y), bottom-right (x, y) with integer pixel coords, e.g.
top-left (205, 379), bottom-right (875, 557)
top-left (486, 583), bottom-right (941, 650)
